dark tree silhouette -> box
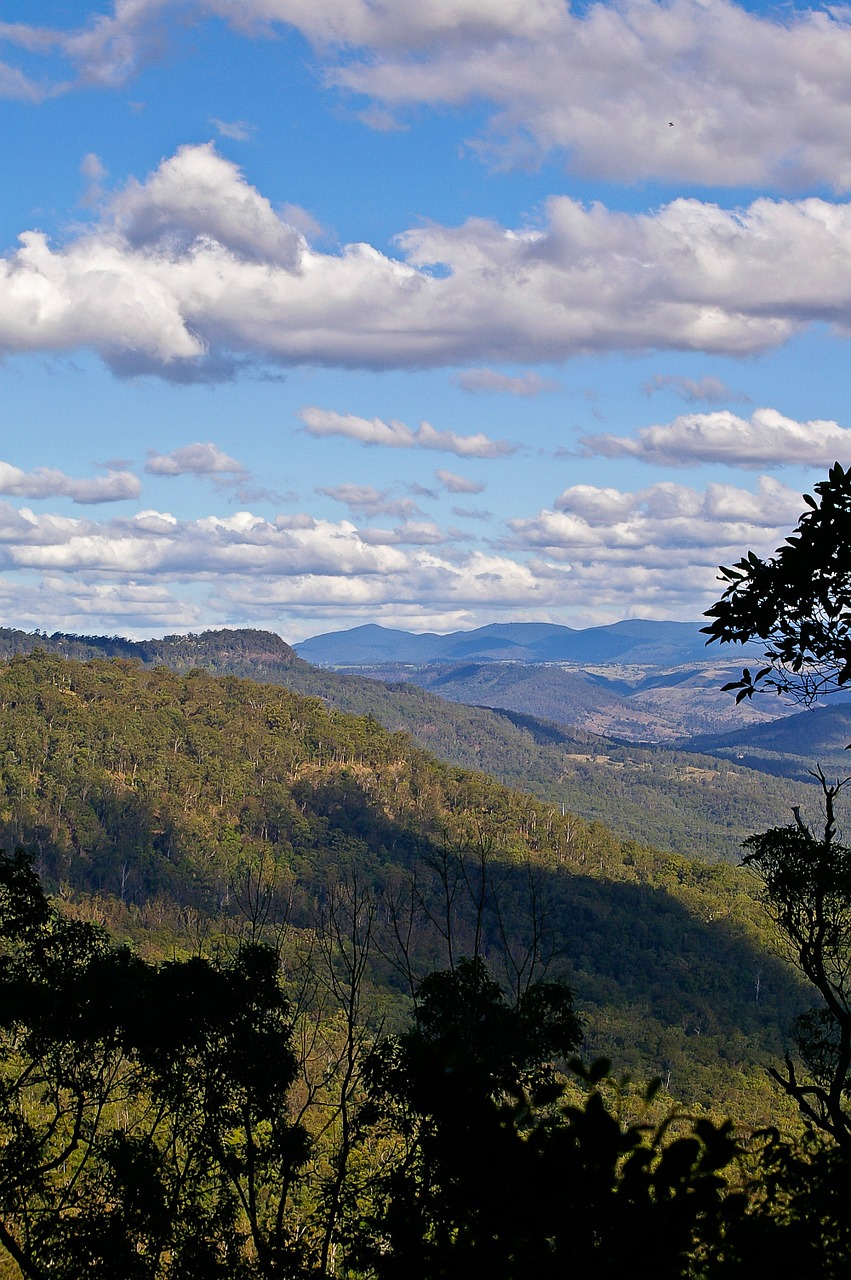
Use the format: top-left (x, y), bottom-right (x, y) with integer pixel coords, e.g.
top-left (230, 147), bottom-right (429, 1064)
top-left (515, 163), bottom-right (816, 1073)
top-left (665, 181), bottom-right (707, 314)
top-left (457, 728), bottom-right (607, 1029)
top-left (741, 771), bottom-right (851, 1154)
top-left (354, 957), bottom-right (739, 1280)
top-left (702, 462), bottom-right (851, 704)
top-left (0, 848), bottom-right (309, 1279)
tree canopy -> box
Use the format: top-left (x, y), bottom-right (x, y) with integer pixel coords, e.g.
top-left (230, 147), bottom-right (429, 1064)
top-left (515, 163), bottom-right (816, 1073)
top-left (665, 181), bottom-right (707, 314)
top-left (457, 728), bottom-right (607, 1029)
top-left (703, 462), bottom-right (851, 704)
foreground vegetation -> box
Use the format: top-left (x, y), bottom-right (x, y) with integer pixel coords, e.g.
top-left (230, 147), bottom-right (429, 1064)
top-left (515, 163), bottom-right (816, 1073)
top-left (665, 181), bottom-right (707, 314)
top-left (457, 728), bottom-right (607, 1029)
top-left (1, 845), bottom-right (849, 1279)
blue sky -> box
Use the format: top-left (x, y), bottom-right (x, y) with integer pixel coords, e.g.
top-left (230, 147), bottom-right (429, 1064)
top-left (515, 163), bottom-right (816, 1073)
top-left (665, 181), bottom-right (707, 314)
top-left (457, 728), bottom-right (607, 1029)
top-left (3, 0), bottom-right (851, 640)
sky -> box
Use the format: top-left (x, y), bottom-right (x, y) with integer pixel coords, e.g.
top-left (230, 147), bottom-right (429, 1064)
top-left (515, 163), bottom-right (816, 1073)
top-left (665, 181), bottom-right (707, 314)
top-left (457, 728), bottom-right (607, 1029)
top-left (3, 0), bottom-right (851, 642)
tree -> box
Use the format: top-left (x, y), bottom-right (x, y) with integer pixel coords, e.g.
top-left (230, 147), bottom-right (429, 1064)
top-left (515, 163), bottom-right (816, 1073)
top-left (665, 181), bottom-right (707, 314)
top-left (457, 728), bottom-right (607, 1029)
top-left (702, 462), bottom-right (851, 703)
top-left (0, 848), bottom-right (310, 1279)
top-left (352, 957), bottom-right (738, 1280)
top-left (740, 771), bottom-right (851, 1153)
top-left (704, 463), bottom-right (851, 1157)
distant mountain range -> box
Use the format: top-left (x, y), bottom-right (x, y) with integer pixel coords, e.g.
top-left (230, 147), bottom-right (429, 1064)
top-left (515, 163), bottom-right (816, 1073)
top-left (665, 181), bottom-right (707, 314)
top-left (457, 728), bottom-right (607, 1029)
top-left (294, 619), bottom-right (742, 668)
top-left (292, 620), bottom-right (792, 742)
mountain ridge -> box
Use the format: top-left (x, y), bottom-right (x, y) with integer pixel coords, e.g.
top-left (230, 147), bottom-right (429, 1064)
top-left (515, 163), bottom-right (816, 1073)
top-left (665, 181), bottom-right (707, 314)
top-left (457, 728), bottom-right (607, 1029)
top-left (0, 624), bottom-right (816, 862)
top-left (294, 618), bottom-right (731, 667)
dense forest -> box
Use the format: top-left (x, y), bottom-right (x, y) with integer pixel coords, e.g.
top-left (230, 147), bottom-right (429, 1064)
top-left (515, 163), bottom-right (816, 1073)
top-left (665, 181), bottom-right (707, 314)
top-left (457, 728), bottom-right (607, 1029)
top-left (0, 650), bottom-right (844, 1277)
top-left (0, 650), bottom-right (809, 1122)
top-left (0, 626), bottom-right (817, 863)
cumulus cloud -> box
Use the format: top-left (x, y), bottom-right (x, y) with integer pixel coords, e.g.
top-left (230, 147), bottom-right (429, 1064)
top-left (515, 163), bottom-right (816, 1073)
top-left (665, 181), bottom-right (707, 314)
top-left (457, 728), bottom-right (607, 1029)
top-left (510, 477), bottom-right (804, 566)
top-left (5, 143), bottom-right (851, 372)
top-left (642, 375), bottom-right (748, 405)
top-left (8, 144), bottom-right (851, 374)
top-left (0, 462), bottom-right (139, 504)
top-left (323, 0), bottom-right (851, 192)
top-left (435, 469), bottom-right (484, 495)
top-left (453, 368), bottom-right (561, 396)
top-left (11, 1), bottom-right (851, 190)
top-left (581, 407), bottom-right (851, 469)
top-left (110, 141), bottom-right (302, 266)
top-left (299, 406), bottom-right (515, 458)
top-left (144, 441), bottom-right (245, 477)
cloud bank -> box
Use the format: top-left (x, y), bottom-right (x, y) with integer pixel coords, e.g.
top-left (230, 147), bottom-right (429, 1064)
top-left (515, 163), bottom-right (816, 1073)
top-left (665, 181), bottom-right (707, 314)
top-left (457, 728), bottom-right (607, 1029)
top-left (0, 473), bottom-right (812, 633)
top-left (8, 2), bottom-right (851, 190)
top-left (8, 144), bottom-right (851, 377)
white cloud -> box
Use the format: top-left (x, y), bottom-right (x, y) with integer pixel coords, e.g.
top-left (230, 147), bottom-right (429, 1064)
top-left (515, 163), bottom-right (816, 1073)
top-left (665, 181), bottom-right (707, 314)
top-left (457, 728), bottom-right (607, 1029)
top-left (0, 462), bottom-right (140, 504)
top-left (0, 58), bottom-right (49, 103)
top-left (642, 375), bottom-right (748, 405)
top-left (79, 151), bottom-right (107, 206)
top-left (327, 0), bottom-right (851, 192)
top-left (453, 368), bottom-right (560, 396)
top-left (80, 152), bottom-right (106, 181)
top-left (298, 406), bottom-right (515, 458)
top-left (358, 521), bottom-right (447, 546)
top-left (9, 145), bottom-right (851, 374)
top-left (451, 505), bottom-right (492, 521)
top-left (144, 441), bottom-right (245, 476)
top-left (316, 484), bottom-right (422, 520)
top-left (581, 407), bottom-right (851, 469)
top-left (511, 477), bottom-right (804, 564)
top-left (11, 2), bottom-right (851, 190)
top-left (110, 141), bottom-right (302, 266)
top-left (209, 117), bottom-right (254, 142)
top-left (435, 469), bottom-right (484, 495)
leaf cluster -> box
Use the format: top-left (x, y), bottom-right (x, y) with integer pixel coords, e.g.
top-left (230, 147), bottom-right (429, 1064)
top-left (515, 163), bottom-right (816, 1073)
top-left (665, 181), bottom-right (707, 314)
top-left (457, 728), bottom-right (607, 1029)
top-left (703, 463), bottom-right (851, 703)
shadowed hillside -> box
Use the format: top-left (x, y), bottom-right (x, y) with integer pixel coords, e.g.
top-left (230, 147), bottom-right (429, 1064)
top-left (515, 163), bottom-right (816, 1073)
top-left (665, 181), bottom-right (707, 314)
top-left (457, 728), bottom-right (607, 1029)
top-left (0, 649), bottom-right (807, 1123)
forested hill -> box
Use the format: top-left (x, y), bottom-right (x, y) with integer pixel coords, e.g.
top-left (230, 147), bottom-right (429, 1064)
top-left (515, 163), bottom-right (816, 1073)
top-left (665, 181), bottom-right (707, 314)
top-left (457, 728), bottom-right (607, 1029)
top-left (0, 650), bottom-right (806, 1122)
top-left (0, 625), bottom-right (300, 677)
top-left (0, 627), bottom-right (813, 862)
top-left (681, 703), bottom-right (851, 782)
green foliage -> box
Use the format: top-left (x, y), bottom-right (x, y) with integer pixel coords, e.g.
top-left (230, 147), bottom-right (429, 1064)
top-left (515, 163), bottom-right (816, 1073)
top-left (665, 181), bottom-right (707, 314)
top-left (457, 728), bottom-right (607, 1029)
top-left (703, 462), bottom-right (851, 704)
top-left (354, 959), bottom-right (739, 1280)
top-left (0, 847), bottom-right (309, 1279)
top-left (0, 623), bottom-right (818, 862)
top-left (0, 651), bottom-right (809, 1125)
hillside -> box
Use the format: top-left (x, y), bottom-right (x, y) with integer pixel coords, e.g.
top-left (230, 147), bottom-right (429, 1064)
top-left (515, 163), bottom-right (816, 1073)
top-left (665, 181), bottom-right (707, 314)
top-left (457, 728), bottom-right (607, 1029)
top-left (0, 627), bottom-right (815, 862)
top-left (681, 703), bottom-right (851, 783)
top-left (0, 650), bottom-right (808, 1123)
top-left (365, 656), bottom-right (783, 741)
